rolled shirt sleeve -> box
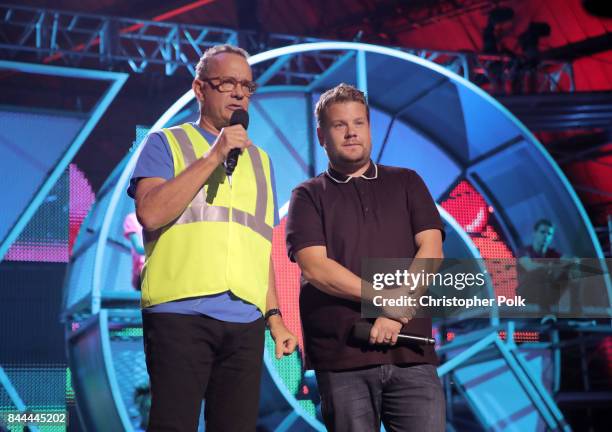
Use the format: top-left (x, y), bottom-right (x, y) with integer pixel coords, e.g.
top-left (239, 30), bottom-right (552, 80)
top-left (285, 185), bottom-right (327, 262)
top-left (406, 170), bottom-right (445, 241)
top-left (127, 131), bottom-right (174, 198)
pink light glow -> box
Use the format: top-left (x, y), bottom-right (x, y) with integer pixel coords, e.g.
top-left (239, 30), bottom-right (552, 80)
top-left (5, 164), bottom-right (95, 263)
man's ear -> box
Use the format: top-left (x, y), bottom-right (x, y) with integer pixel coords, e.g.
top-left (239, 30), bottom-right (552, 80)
top-left (192, 79), bottom-right (204, 102)
top-left (316, 126), bottom-right (325, 147)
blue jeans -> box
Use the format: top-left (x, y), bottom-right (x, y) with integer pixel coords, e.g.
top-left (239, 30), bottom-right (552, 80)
top-left (315, 364), bottom-right (445, 432)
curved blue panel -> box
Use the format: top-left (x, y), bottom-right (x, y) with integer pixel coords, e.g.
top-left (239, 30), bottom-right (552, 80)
top-left (368, 107), bottom-right (393, 165)
top-left (250, 92), bottom-right (312, 205)
top-left (456, 85), bottom-right (522, 160)
top-left (0, 111), bottom-right (84, 242)
top-left (365, 51), bottom-right (450, 114)
top-left (379, 119), bottom-right (462, 199)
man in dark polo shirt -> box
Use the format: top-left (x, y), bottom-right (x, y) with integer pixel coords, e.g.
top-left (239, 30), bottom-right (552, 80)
top-left (286, 83), bottom-right (445, 432)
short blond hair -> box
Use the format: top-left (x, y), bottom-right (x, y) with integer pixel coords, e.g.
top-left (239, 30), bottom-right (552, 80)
top-left (315, 83), bottom-right (369, 126)
top-left (195, 44), bottom-right (249, 79)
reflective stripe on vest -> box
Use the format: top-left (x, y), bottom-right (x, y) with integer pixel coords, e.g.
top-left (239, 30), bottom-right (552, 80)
top-left (166, 126), bottom-right (272, 241)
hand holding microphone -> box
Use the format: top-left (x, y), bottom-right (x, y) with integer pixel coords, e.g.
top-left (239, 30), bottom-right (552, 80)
top-left (210, 109), bottom-right (251, 184)
top-left (224, 109), bottom-right (250, 182)
top-left (352, 319), bottom-right (435, 346)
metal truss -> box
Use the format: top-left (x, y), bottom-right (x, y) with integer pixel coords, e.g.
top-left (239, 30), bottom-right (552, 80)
top-left (438, 321), bottom-right (572, 431)
top-left (0, 4), bottom-right (238, 75)
top-left (0, 4), bottom-right (575, 93)
top-left (469, 53), bottom-right (575, 94)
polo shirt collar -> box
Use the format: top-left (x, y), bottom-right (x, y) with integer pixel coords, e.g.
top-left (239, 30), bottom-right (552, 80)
top-left (325, 161), bottom-right (378, 183)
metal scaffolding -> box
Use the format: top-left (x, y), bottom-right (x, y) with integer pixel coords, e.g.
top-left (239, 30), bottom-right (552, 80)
top-left (0, 4), bottom-right (575, 93)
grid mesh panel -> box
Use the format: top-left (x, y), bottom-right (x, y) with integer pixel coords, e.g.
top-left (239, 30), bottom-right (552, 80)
top-left (269, 218), bottom-right (320, 421)
top-left (109, 331), bottom-right (149, 430)
top-left (5, 170), bottom-right (69, 262)
top-left (6, 164), bottom-right (95, 263)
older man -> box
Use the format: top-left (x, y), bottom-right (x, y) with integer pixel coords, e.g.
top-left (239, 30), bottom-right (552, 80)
top-left (129, 44), bottom-right (297, 431)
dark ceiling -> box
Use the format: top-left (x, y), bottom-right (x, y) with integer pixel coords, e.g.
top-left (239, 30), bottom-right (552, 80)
top-left (25, 0), bottom-right (612, 90)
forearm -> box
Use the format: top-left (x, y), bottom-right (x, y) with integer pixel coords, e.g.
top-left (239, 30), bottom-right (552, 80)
top-left (402, 230), bottom-right (444, 307)
top-left (266, 258), bottom-right (280, 311)
top-left (296, 248), bottom-right (407, 322)
top-left (415, 242), bottom-right (444, 260)
top-left (411, 241), bottom-right (444, 291)
top-left (266, 258), bottom-right (287, 329)
top-left (302, 257), bottom-right (363, 302)
top-left (519, 256), bottom-right (546, 272)
top-left (406, 249), bottom-right (444, 300)
top-left (137, 149), bottom-right (223, 230)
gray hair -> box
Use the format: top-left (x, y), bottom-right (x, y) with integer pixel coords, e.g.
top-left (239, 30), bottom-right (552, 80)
top-left (195, 44), bottom-right (250, 79)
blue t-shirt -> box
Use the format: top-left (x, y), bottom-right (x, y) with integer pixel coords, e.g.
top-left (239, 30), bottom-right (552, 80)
top-left (128, 122), bottom-right (278, 323)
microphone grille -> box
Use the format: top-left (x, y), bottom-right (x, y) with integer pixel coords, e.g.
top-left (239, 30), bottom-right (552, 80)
top-left (229, 109), bottom-right (249, 130)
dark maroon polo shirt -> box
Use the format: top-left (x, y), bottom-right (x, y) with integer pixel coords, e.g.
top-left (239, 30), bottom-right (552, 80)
top-left (286, 162), bottom-right (445, 371)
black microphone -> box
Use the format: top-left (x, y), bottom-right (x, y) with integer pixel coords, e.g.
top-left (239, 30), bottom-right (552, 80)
top-left (352, 320), bottom-right (435, 346)
top-left (225, 109), bottom-right (249, 179)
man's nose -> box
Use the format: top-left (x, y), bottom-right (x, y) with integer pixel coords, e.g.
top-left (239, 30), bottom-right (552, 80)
top-left (232, 83), bottom-right (246, 99)
top-left (345, 126), bottom-right (357, 138)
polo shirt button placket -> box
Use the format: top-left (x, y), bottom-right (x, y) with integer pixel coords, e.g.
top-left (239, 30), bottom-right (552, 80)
top-left (361, 186), bottom-right (369, 213)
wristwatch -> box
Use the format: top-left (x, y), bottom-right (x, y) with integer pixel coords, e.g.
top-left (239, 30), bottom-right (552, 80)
top-left (264, 308), bottom-right (282, 322)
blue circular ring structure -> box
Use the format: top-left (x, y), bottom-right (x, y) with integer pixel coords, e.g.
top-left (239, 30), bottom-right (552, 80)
top-left (63, 42), bottom-right (608, 431)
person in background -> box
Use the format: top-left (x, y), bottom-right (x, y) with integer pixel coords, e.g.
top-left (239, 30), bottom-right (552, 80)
top-left (519, 218), bottom-right (561, 260)
top-left (518, 218), bottom-right (578, 312)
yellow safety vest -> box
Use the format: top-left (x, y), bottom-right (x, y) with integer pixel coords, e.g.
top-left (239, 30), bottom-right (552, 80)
top-left (140, 123), bottom-right (275, 313)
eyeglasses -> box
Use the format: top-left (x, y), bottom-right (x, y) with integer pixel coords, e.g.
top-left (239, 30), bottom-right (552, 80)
top-left (200, 76), bottom-right (258, 96)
